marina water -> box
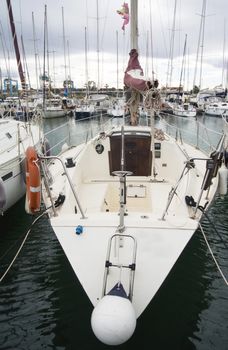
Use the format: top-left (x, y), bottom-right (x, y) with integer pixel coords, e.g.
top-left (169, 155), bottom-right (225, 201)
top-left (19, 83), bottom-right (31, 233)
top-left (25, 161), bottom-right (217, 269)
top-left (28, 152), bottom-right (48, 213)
top-left (0, 115), bottom-right (228, 349)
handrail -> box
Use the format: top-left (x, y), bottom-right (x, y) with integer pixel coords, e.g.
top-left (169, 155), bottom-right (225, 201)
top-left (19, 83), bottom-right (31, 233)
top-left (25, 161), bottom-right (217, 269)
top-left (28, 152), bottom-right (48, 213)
top-left (40, 110), bottom-right (224, 162)
top-left (158, 114), bottom-right (223, 155)
top-left (39, 154), bottom-right (86, 219)
top-left (0, 122), bottom-right (36, 155)
top-left (102, 233), bottom-right (137, 301)
top-left (43, 114), bottom-right (119, 156)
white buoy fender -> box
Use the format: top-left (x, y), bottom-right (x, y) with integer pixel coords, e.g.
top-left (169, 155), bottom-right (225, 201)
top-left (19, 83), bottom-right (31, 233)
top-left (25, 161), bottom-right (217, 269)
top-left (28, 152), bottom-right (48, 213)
top-left (218, 164), bottom-right (228, 195)
top-left (0, 177), bottom-right (6, 210)
top-left (61, 143), bottom-right (69, 152)
top-left (20, 158), bottom-right (27, 184)
top-left (91, 293), bottom-right (136, 345)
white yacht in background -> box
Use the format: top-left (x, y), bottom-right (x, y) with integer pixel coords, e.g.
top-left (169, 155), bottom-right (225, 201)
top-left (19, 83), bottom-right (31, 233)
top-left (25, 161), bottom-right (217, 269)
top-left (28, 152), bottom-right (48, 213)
top-left (173, 103), bottom-right (197, 117)
top-left (43, 97), bottom-right (68, 119)
top-left (0, 118), bottom-right (41, 214)
top-left (204, 101), bottom-right (228, 117)
top-left (75, 102), bottom-right (95, 120)
top-left (88, 94), bottom-right (110, 114)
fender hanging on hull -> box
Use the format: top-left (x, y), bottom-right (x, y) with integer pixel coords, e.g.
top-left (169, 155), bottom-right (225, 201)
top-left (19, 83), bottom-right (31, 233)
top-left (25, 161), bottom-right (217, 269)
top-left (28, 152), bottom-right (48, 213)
top-left (0, 177), bottom-right (6, 212)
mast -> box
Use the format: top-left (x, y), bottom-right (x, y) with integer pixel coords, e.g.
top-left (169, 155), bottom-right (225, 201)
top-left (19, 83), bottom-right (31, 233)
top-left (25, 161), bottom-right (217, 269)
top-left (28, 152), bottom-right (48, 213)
top-left (21, 34), bottom-right (31, 90)
top-left (96, 0), bottom-right (100, 90)
top-left (46, 11), bottom-right (51, 94)
top-left (145, 31), bottom-right (149, 78)
top-left (226, 59), bottom-right (228, 91)
top-left (193, 0), bottom-right (207, 90)
top-left (51, 50), bottom-right (56, 92)
top-left (116, 30), bottom-right (119, 95)
top-left (62, 7), bottom-right (68, 92)
top-left (130, 0), bottom-right (138, 50)
top-left (222, 19), bottom-right (226, 87)
top-left (6, 0), bottom-right (26, 91)
top-left (179, 34), bottom-right (187, 93)
top-left (0, 68), bottom-right (2, 95)
top-left (198, 0), bottom-right (207, 90)
top-left (166, 0), bottom-right (178, 88)
top-left (67, 40), bottom-right (72, 95)
top-left (84, 26), bottom-right (89, 97)
top-left (42, 5), bottom-right (47, 109)
top-left (32, 12), bottom-right (40, 91)
top-left (149, 1), bottom-right (154, 81)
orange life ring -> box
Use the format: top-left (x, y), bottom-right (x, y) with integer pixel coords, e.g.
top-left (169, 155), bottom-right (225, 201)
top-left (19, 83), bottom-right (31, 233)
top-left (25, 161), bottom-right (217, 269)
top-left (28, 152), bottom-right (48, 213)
top-left (25, 146), bottom-right (41, 213)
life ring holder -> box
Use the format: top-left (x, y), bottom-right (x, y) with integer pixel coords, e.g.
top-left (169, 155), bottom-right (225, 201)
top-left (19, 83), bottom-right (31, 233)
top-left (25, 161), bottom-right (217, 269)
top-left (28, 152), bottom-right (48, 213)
top-left (25, 146), bottom-right (41, 214)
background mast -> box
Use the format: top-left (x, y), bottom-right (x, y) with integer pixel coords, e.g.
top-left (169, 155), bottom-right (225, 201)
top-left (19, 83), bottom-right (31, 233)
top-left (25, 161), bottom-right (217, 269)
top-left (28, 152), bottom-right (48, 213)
top-left (6, 0), bottom-right (26, 92)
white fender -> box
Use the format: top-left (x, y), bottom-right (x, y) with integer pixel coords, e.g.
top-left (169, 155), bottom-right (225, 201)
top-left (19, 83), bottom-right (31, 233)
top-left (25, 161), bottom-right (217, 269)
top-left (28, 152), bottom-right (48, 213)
top-left (0, 177), bottom-right (6, 211)
top-left (91, 294), bottom-right (136, 345)
top-left (218, 163), bottom-right (228, 195)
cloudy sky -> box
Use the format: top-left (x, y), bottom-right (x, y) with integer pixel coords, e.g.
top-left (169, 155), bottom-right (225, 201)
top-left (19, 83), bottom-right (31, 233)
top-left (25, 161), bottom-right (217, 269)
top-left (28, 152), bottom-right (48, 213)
top-left (0, 0), bottom-right (227, 90)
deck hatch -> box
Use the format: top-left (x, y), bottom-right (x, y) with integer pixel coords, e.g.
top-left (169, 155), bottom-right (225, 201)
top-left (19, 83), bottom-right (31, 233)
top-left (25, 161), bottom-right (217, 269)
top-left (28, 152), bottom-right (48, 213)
top-left (127, 185), bottom-right (146, 198)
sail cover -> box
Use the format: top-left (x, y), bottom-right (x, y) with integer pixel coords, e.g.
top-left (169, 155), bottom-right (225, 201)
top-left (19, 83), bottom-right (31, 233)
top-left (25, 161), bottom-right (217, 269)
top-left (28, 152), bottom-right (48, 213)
top-left (124, 49), bottom-right (150, 91)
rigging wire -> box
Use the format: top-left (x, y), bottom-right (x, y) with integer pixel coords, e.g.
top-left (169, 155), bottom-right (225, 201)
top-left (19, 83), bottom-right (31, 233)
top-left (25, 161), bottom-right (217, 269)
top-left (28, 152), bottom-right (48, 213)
top-left (0, 21), bottom-right (10, 78)
top-left (99, 0), bottom-right (110, 88)
top-left (21, 34), bottom-right (31, 90)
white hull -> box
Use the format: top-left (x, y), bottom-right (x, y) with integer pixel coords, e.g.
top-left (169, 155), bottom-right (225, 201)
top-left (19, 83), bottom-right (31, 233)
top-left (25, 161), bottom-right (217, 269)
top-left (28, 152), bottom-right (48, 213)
top-left (205, 109), bottom-right (225, 116)
top-left (205, 102), bottom-right (228, 116)
top-left (50, 213), bottom-right (196, 317)
top-left (43, 109), bottom-right (67, 118)
top-left (41, 122), bottom-right (222, 325)
top-left (0, 119), bottom-right (41, 213)
top-left (173, 104), bottom-right (197, 117)
top-left (173, 109), bottom-right (196, 117)
top-left (75, 105), bottom-right (95, 119)
top-left (0, 156), bottom-right (26, 211)
top-left (108, 108), bottom-right (124, 117)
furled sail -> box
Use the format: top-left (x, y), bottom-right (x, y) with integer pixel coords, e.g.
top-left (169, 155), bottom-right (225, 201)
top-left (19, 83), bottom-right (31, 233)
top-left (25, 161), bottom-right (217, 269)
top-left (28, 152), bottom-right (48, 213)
top-left (124, 48), bottom-right (158, 125)
top-left (124, 49), bottom-right (151, 91)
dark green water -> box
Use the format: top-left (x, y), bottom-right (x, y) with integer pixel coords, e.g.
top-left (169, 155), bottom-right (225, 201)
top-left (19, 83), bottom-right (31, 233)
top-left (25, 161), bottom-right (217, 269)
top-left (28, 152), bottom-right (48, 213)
top-left (0, 115), bottom-right (228, 349)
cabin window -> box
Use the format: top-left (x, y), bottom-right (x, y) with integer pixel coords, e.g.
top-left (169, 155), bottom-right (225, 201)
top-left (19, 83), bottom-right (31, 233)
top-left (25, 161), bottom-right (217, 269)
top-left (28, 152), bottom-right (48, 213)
top-left (154, 143), bottom-right (161, 158)
top-left (154, 143), bottom-right (161, 150)
top-left (2, 172), bottom-right (13, 181)
top-left (6, 132), bottom-right (12, 139)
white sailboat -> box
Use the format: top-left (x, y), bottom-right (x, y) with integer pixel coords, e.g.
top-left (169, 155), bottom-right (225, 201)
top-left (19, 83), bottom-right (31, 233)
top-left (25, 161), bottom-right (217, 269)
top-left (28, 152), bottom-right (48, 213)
top-left (43, 97), bottom-right (68, 119)
top-left (173, 102), bottom-right (197, 117)
top-left (0, 118), bottom-right (41, 214)
top-left (34, 1), bottom-right (228, 346)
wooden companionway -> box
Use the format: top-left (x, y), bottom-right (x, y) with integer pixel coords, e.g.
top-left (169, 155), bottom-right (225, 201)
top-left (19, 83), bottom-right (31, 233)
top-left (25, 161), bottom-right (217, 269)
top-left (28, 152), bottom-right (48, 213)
top-left (108, 131), bottom-right (152, 176)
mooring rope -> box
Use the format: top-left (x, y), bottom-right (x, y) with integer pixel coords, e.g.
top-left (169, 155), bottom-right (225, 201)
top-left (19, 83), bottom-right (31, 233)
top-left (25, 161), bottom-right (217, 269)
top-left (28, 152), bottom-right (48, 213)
top-left (0, 210), bottom-right (49, 283)
top-left (199, 223), bottom-right (228, 286)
